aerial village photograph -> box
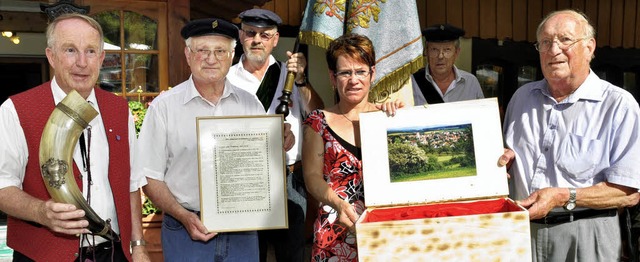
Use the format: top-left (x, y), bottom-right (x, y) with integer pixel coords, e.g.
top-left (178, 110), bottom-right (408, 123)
top-left (386, 123), bottom-right (476, 183)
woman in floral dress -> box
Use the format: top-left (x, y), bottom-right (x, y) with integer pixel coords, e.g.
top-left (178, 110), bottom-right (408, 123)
top-left (302, 34), bottom-right (401, 262)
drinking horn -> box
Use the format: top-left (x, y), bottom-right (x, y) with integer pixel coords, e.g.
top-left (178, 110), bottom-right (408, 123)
top-left (39, 90), bottom-right (118, 241)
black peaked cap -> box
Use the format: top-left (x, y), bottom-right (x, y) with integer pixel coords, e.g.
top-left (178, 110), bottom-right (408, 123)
top-left (423, 24), bottom-right (465, 42)
top-left (181, 18), bottom-right (239, 40)
top-left (238, 9), bottom-right (282, 28)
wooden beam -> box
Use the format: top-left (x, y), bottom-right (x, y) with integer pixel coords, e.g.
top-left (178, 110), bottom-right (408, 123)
top-left (622, 0), bottom-right (636, 48)
top-left (0, 11), bottom-right (48, 32)
top-left (496, 0), bottom-right (512, 41)
top-left (168, 0), bottom-right (190, 87)
top-left (462, 0), bottom-right (479, 37)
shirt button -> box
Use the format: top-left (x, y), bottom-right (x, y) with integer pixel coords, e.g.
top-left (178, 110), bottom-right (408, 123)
top-left (545, 148), bottom-right (549, 152)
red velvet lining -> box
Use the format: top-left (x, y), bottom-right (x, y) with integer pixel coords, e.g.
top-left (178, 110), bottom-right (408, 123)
top-left (362, 198), bottom-right (522, 223)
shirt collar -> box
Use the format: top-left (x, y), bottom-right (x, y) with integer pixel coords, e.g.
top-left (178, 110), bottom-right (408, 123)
top-left (535, 70), bottom-right (603, 103)
top-left (182, 75), bottom-right (239, 105)
top-left (50, 77), bottom-right (99, 109)
top-left (571, 70), bottom-right (604, 102)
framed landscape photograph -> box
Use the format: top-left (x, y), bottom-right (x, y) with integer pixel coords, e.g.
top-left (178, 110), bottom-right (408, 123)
top-left (359, 98), bottom-right (507, 207)
top-left (196, 114), bottom-right (287, 232)
top-left (387, 122), bottom-right (476, 183)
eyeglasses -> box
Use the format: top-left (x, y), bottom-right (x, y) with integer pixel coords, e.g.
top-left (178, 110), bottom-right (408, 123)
top-left (241, 29), bottom-right (276, 41)
top-left (534, 37), bottom-right (588, 52)
top-left (427, 47), bottom-right (455, 58)
top-left (334, 69), bottom-right (371, 80)
top-left (188, 46), bottom-right (231, 61)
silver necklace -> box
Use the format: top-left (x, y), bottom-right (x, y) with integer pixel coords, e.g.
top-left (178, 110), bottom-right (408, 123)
top-left (339, 105), bottom-right (355, 122)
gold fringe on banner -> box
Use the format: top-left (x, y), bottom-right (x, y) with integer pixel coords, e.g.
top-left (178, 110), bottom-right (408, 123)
top-left (299, 31), bottom-right (335, 50)
top-left (368, 55), bottom-right (424, 103)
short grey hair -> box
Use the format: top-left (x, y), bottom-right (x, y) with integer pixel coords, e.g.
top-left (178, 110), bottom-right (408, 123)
top-left (46, 13), bottom-right (104, 52)
top-left (536, 9), bottom-right (595, 40)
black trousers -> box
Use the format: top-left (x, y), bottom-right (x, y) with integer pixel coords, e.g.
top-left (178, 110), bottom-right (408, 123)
top-left (258, 163), bottom-right (307, 262)
top-left (12, 241), bottom-right (126, 262)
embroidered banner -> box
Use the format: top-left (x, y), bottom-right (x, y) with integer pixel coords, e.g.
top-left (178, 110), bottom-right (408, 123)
top-left (299, 0), bottom-right (424, 103)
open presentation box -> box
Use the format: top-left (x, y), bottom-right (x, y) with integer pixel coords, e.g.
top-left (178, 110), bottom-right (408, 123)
top-left (356, 98), bottom-right (531, 261)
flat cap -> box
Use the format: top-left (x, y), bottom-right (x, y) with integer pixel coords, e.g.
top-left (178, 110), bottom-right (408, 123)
top-left (423, 24), bottom-right (465, 42)
top-left (181, 18), bottom-right (239, 40)
top-left (239, 9), bottom-right (282, 28)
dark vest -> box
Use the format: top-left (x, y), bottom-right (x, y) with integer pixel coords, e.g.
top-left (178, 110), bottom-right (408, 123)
top-left (413, 68), bottom-right (444, 104)
top-left (255, 62), bottom-right (282, 110)
top-left (9, 82), bottom-right (133, 261)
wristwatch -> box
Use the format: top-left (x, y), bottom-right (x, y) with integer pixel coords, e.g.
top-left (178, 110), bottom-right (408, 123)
top-left (563, 188), bottom-right (576, 211)
top-left (130, 239), bottom-right (146, 248)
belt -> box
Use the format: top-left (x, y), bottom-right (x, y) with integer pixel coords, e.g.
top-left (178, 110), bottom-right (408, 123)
top-left (531, 208), bottom-right (616, 225)
top-left (287, 160), bottom-right (302, 174)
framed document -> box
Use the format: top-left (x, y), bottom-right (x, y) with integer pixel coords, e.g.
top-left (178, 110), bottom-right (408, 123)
top-left (359, 98), bottom-right (507, 207)
top-left (196, 114), bottom-right (287, 232)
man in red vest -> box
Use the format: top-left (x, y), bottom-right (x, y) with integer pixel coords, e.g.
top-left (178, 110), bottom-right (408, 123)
top-left (0, 13), bottom-right (149, 261)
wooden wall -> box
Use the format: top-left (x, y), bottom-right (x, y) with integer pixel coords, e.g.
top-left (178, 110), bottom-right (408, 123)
top-left (417, 0), bottom-right (640, 49)
top-left (259, 0), bottom-right (640, 49)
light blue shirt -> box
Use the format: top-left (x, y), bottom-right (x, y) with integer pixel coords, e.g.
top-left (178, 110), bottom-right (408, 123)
top-left (503, 71), bottom-right (640, 200)
top-left (412, 65), bottom-right (484, 105)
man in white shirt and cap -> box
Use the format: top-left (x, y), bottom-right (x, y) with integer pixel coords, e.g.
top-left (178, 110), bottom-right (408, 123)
top-left (227, 8), bottom-right (324, 262)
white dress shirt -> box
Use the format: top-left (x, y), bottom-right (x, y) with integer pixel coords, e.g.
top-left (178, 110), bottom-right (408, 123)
top-left (227, 54), bottom-right (304, 165)
top-left (133, 76), bottom-right (265, 211)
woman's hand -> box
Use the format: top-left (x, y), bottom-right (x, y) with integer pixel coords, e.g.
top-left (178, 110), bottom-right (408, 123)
top-left (335, 199), bottom-right (359, 233)
top-left (375, 100), bottom-right (405, 117)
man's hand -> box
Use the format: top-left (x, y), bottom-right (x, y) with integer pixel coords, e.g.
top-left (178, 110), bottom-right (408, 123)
top-left (38, 199), bottom-right (90, 236)
top-left (286, 51), bottom-right (307, 83)
top-left (517, 187), bottom-right (568, 220)
top-left (498, 148), bottom-right (515, 179)
top-left (179, 211), bottom-right (217, 242)
top-left (283, 123), bottom-right (295, 151)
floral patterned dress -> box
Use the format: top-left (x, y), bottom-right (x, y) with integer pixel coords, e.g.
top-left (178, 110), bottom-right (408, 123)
top-left (304, 110), bottom-right (364, 262)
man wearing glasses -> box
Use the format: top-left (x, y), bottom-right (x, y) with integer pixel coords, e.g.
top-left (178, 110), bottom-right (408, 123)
top-left (499, 10), bottom-right (640, 261)
top-left (134, 17), bottom-right (295, 261)
top-left (411, 23), bottom-right (484, 105)
top-left (227, 8), bottom-right (324, 262)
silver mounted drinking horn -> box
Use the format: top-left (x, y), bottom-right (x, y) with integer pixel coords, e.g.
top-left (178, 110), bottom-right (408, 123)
top-left (39, 90), bottom-right (118, 241)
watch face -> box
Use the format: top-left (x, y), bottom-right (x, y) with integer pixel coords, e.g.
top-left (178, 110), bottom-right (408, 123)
top-left (566, 202), bottom-right (576, 210)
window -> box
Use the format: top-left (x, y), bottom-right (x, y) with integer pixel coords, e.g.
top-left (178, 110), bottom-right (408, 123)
top-left (475, 64), bottom-right (502, 99)
top-left (87, 0), bottom-right (168, 103)
top-left (517, 66), bottom-right (537, 88)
